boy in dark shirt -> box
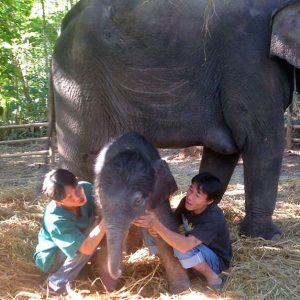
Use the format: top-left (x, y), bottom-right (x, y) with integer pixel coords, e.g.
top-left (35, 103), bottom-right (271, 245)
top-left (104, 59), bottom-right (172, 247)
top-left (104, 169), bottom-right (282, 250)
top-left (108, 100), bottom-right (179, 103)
top-left (134, 172), bottom-right (232, 291)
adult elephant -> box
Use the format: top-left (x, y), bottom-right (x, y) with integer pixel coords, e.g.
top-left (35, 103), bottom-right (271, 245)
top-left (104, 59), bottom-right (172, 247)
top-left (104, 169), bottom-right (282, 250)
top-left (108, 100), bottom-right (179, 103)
top-left (49, 0), bottom-right (300, 240)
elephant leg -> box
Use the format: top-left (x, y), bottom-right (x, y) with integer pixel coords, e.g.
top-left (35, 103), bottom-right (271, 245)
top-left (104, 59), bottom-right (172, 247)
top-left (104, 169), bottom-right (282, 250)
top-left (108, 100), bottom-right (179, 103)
top-left (154, 201), bottom-right (190, 294)
top-left (91, 239), bottom-right (121, 292)
top-left (239, 132), bottom-right (284, 240)
top-left (199, 147), bottom-right (240, 202)
top-left (124, 225), bottom-right (144, 254)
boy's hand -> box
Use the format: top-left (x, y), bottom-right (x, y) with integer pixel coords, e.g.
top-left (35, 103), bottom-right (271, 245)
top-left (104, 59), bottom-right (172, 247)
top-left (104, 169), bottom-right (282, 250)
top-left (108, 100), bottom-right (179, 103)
top-left (133, 210), bottom-right (159, 229)
top-left (148, 227), bottom-right (159, 237)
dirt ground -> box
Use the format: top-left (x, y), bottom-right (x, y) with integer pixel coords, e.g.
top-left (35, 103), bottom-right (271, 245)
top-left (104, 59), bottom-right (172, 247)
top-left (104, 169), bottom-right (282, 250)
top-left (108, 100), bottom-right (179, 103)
top-left (0, 140), bottom-right (299, 212)
top-left (1, 143), bottom-right (299, 189)
top-left (0, 142), bottom-right (300, 299)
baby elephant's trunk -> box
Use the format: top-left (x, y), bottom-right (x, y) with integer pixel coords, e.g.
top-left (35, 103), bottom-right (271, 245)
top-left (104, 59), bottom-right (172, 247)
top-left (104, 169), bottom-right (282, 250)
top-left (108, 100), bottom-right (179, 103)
top-left (105, 220), bottom-right (129, 279)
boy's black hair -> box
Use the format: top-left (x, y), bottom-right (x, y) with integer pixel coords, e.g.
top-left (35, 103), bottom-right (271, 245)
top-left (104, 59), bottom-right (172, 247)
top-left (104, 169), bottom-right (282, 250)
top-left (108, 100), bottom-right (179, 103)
top-left (42, 169), bottom-right (78, 201)
top-left (191, 172), bottom-right (223, 203)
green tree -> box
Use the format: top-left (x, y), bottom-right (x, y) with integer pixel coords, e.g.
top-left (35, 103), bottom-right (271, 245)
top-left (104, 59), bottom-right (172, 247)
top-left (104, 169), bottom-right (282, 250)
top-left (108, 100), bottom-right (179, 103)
top-left (0, 0), bottom-right (77, 139)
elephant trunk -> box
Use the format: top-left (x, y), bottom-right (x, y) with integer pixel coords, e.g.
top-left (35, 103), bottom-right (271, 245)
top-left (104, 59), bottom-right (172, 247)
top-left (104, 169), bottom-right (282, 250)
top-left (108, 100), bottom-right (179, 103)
top-left (105, 220), bottom-right (130, 279)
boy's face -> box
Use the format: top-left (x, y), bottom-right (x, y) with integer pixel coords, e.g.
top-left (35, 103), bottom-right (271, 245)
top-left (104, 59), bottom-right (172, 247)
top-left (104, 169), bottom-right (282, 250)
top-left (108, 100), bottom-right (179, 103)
top-left (58, 185), bottom-right (87, 207)
top-left (185, 182), bottom-right (213, 214)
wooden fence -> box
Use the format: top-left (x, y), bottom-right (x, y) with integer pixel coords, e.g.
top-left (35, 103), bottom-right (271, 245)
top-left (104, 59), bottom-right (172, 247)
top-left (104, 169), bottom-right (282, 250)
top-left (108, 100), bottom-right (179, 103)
top-left (0, 120), bottom-right (299, 161)
top-left (0, 122), bottom-right (55, 163)
top-left (286, 109), bottom-right (300, 149)
top-left (286, 124), bottom-right (300, 148)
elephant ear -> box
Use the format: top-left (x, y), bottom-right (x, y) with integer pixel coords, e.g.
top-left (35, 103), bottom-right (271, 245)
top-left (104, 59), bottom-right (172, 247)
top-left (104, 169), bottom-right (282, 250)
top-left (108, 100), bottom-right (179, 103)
top-left (150, 159), bottom-right (178, 209)
top-left (270, 1), bottom-right (300, 68)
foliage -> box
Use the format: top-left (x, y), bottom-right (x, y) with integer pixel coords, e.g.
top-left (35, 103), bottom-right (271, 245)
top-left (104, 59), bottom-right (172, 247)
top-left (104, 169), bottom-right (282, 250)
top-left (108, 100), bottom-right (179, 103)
top-left (0, 0), bottom-right (77, 139)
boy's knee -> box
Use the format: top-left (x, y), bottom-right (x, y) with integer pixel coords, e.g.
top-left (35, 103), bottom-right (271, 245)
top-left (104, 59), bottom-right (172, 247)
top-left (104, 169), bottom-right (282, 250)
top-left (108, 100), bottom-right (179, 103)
top-left (173, 248), bottom-right (202, 269)
top-left (173, 248), bottom-right (188, 260)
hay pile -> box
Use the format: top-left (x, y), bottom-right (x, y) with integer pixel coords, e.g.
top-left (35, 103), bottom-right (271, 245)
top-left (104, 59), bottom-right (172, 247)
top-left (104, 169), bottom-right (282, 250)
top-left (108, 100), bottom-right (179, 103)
top-left (0, 186), bottom-right (44, 299)
top-left (220, 180), bottom-right (300, 299)
top-left (0, 152), bottom-right (299, 299)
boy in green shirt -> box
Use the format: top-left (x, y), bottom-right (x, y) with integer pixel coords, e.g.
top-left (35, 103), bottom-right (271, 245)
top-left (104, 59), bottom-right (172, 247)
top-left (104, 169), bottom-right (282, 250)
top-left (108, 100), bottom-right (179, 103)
top-left (34, 169), bottom-right (106, 296)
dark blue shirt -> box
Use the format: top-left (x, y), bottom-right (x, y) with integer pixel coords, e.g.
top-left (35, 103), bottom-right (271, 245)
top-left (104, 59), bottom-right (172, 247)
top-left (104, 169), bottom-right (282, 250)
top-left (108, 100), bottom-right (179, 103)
top-left (174, 197), bottom-right (232, 270)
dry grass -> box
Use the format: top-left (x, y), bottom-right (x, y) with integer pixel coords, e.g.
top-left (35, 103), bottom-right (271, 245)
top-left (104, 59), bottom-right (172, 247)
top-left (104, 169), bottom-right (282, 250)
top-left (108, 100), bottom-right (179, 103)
top-left (0, 150), bottom-right (299, 299)
top-left (1, 181), bottom-right (299, 300)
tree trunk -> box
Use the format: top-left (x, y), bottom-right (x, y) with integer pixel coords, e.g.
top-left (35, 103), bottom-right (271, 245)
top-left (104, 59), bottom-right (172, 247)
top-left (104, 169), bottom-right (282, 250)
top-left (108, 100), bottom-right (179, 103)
top-left (11, 53), bottom-right (31, 105)
top-left (40, 0), bottom-right (49, 72)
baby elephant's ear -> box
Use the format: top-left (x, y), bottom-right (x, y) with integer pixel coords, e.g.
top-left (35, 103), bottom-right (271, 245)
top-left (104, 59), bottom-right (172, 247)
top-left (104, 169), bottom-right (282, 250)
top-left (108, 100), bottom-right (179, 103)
top-left (151, 159), bottom-right (178, 208)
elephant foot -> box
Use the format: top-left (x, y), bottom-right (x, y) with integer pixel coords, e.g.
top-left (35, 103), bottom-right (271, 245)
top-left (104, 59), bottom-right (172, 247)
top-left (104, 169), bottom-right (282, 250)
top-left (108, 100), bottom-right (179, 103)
top-left (239, 215), bottom-right (281, 241)
top-left (91, 251), bottom-right (122, 292)
top-left (93, 267), bottom-right (123, 292)
top-left (157, 254), bottom-right (191, 294)
top-left (168, 278), bottom-right (190, 294)
top-left (162, 255), bottom-right (191, 294)
top-left (102, 274), bottom-right (123, 292)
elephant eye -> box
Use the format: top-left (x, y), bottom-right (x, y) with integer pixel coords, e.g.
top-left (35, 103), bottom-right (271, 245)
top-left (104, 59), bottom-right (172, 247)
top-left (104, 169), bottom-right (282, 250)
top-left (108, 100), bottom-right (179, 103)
top-left (135, 198), bottom-right (143, 206)
top-left (132, 192), bottom-right (145, 207)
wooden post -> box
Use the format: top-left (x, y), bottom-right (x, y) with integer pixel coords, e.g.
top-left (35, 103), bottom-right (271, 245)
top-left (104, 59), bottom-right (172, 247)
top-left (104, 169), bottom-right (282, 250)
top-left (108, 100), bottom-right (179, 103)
top-left (286, 107), bottom-right (293, 150)
top-left (0, 137), bottom-right (48, 145)
top-left (0, 122), bottom-right (48, 130)
top-left (0, 150), bottom-right (49, 158)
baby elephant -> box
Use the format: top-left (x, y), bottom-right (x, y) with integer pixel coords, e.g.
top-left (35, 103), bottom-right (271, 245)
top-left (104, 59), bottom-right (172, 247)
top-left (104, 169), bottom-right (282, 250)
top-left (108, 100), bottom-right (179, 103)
top-left (93, 131), bottom-right (190, 293)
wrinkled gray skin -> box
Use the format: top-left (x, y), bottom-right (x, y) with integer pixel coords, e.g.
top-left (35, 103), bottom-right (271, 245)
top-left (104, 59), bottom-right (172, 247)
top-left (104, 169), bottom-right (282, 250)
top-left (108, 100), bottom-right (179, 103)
top-left (92, 132), bottom-right (190, 292)
top-left (50, 0), bottom-right (300, 241)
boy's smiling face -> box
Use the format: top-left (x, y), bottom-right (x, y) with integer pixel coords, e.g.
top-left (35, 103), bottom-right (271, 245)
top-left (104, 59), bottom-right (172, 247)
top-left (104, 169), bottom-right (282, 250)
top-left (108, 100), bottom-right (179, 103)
top-left (57, 185), bottom-right (87, 208)
top-left (185, 182), bottom-right (214, 214)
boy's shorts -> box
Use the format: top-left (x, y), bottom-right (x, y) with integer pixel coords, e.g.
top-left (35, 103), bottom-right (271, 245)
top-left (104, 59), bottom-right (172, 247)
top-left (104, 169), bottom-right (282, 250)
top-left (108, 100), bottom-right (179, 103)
top-left (173, 244), bottom-right (221, 274)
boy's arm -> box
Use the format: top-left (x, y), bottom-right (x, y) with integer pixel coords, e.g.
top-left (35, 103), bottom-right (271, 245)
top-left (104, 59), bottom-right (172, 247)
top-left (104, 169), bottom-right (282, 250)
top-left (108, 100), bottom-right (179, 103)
top-left (173, 197), bottom-right (186, 222)
top-left (133, 210), bottom-right (202, 253)
top-left (154, 220), bottom-right (202, 253)
top-left (79, 219), bottom-right (106, 255)
top-left (78, 183), bottom-right (106, 255)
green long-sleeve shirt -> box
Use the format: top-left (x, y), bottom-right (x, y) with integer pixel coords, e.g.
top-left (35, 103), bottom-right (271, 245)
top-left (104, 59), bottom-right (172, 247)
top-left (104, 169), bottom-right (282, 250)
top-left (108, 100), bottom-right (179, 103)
top-left (34, 181), bottom-right (94, 272)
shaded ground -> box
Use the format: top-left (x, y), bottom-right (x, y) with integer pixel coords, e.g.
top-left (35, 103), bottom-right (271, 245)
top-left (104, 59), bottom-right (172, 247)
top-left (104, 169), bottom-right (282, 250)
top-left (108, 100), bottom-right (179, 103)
top-left (0, 143), bottom-right (300, 299)
top-left (0, 143), bottom-right (52, 187)
top-left (1, 143), bottom-right (299, 188)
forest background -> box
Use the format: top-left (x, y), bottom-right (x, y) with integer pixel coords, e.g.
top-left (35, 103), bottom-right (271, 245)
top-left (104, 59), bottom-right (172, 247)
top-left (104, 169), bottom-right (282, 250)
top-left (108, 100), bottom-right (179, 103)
top-left (0, 0), bottom-right (78, 140)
